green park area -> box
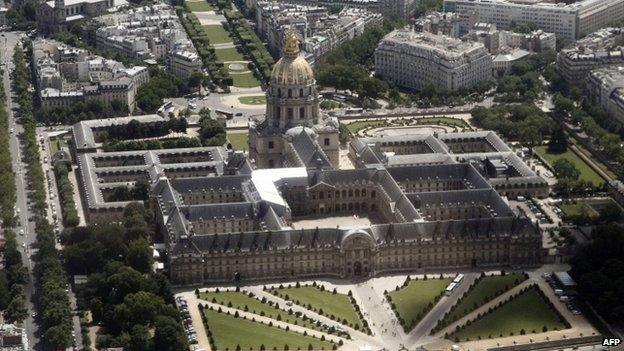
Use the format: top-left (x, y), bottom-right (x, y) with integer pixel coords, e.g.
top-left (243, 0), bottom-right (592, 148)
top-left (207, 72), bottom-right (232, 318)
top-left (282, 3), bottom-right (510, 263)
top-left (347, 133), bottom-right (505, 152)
top-left (559, 200), bottom-right (601, 219)
top-left (200, 291), bottom-right (324, 332)
top-left (450, 287), bottom-right (568, 341)
top-left (202, 25), bottom-right (233, 45)
top-left (388, 277), bottom-right (452, 330)
top-left (346, 120), bottom-right (388, 134)
top-left (443, 273), bottom-right (526, 326)
top-left (231, 72), bottom-right (261, 88)
top-left (203, 308), bottom-right (335, 350)
top-left (534, 146), bottom-right (604, 186)
top-left (185, 0), bottom-right (213, 12)
top-left (417, 116), bottom-right (469, 127)
top-left (345, 116), bottom-right (469, 136)
top-left (227, 132), bottom-right (248, 150)
top-left (215, 47), bottom-right (245, 62)
top-left (238, 95), bottom-right (266, 105)
top-left (272, 286), bottom-right (364, 329)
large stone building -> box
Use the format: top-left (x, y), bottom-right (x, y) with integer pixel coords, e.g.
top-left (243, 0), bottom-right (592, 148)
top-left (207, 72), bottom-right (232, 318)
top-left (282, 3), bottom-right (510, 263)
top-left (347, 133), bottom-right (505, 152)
top-left (33, 39), bottom-right (149, 111)
top-left (161, 160), bottom-right (543, 285)
top-left (374, 29), bottom-right (492, 92)
top-left (37, 0), bottom-right (116, 35)
top-left (249, 31), bottom-right (340, 168)
top-left (443, 0), bottom-right (624, 42)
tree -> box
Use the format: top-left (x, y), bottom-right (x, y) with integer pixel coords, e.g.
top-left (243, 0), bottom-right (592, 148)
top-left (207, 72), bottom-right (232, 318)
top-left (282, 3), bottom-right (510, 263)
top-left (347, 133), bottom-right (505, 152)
top-left (356, 77), bottom-right (387, 100)
top-left (126, 238), bottom-right (153, 274)
top-left (3, 294), bottom-right (27, 323)
top-left (548, 128), bottom-right (568, 153)
top-left (553, 159), bottom-right (580, 181)
top-left (598, 203), bottom-right (622, 223)
top-left (128, 324), bottom-right (152, 351)
top-left (553, 94), bottom-right (575, 116)
top-left (153, 316), bottom-right (189, 351)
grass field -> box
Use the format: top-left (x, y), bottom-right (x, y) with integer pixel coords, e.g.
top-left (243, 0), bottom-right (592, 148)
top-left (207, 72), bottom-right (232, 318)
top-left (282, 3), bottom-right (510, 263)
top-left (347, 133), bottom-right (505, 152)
top-left (238, 95), bottom-right (266, 105)
top-left (416, 117), bottom-right (469, 127)
top-left (559, 200), bottom-right (600, 218)
top-left (273, 286), bottom-right (364, 329)
top-left (445, 274), bottom-right (526, 325)
top-left (389, 278), bottom-right (452, 329)
top-left (231, 72), bottom-right (261, 88)
top-left (203, 308), bottom-right (335, 350)
top-left (202, 25), bottom-right (232, 44)
top-left (346, 120), bottom-right (389, 134)
top-left (451, 287), bottom-right (567, 341)
top-left (185, 0), bottom-right (213, 12)
top-left (199, 291), bottom-right (324, 331)
top-left (50, 139), bottom-right (62, 155)
top-left (227, 133), bottom-right (248, 150)
top-left (215, 47), bottom-right (245, 62)
top-left (534, 146), bottom-right (604, 186)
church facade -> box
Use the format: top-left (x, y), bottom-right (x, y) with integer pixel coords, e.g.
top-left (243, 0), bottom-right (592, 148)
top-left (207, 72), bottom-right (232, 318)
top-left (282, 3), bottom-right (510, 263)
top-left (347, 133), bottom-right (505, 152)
top-left (249, 31), bottom-right (340, 169)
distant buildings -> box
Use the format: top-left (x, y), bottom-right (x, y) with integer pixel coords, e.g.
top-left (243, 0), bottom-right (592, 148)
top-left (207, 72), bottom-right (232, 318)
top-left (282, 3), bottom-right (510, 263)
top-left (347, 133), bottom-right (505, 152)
top-left (252, 1), bottom-right (382, 64)
top-left (90, 4), bottom-right (202, 78)
top-left (36, 0), bottom-right (117, 35)
top-left (464, 23), bottom-right (556, 54)
top-left (32, 39), bottom-right (149, 111)
top-left (587, 66), bottom-right (624, 125)
top-left (414, 12), bottom-right (462, 38)
top-left (0, 324), bottom-right (27, 351)
top-left (374, 29), bottom-right (492, 91)
top-left (0, 7), bottom-right (8, 27)
top-left (377, 0), bottom-right (417, 21)
top-left (557, 28), bottom-right (624, 85)
top-left (443, 0), bottom-right (624, 42)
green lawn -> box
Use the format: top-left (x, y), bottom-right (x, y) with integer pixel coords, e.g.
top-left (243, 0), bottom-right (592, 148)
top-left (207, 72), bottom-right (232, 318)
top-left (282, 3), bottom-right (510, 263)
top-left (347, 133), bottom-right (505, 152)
top-left (185, 0), bottom-right (213, 12)
top-left (215, 47), bottom-right (245, 62)
top-left (202, 25), bottom-right (233, 44)
top-left (534, 146), bottom-right (604, 185)
top-left (388, 278), bottom-right (452, 330)
top-left (444, 274), bottom-right (526, 325)
top-left (227, 133), bottom-right (248, 150)
top-left (346, 120), bottom-right (389, 134)
top-left (417, 117), bottom-right (469, 127)
top-left (273, 286), bottom-right (364, 329)
top-left (560, 200), bottom-right (600, 218)
top-left (50, 139), bottom-right (61, 155)
top-left (203, 308), bottom-right (335, 350)
top-left (450, 287), bottom-right (568, 341)
top-left (199, 291), bottom-right (324, 332)
top-left (231, 72), bottom-right (261, 88)
top-left (238, 95), bottom-right (266, 105)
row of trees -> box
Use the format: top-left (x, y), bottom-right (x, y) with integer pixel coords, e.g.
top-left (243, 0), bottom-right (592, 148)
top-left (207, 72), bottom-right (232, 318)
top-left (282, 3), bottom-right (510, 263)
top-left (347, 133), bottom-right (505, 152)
top-left (0, 67), bottom-right (28, 324)
top-left (223, 8), bottom-right (275, 83)
top-left (104, 180), bottom-right (150, 203)
top-left (35, 100), bottom-right (129, 125)
top-left (178, 9), bottom-right (232, 88)
top-left (102, 137), bottom-right (202, 152)
top-left (102, 118), bottom-right (188, 142)
top-left (471, 103), bottom-right (555, 145)
top-left (64, 203), bottom-right (189, 350)
top-left (571, 224), bottom-right (624, 322)
top-left (136, 68), bottom-right (197, 113)
top-left (495, 50), bottom-right (556, 103)
top-left (13, 42), bottom-right (74, 349)
top-left (54, 162), bottom-right (79, 227)
top-left (198, 109), bottom-right (227, 146)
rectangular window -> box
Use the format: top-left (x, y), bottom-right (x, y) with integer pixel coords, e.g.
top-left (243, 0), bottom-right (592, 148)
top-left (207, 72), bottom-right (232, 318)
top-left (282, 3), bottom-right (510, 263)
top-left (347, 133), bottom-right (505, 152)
top-left (324, 138), bottom-right (330, 146)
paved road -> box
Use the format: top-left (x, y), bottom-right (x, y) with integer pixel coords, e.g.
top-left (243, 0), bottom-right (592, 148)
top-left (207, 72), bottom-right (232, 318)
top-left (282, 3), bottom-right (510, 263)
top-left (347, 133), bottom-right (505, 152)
top-left (2, 30), bottom-right (40, 350)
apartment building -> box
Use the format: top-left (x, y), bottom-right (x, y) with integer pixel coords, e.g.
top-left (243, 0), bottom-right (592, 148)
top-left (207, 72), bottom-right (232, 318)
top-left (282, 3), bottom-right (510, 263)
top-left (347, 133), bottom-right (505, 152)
top-left (377, 0), bottom-right (417, 21)
top-left (587, 66), bottom-right (624, 125)
top-left (443, 0), bottom-right (624, 42)
top-left (557, 27), bottom-right (624, 84)
top-left (33, 39), bottom-right (149, 111)
top-left (374, 29), bottom-right (492, 91)
top-left (91, 4), bottom-right (203, 78)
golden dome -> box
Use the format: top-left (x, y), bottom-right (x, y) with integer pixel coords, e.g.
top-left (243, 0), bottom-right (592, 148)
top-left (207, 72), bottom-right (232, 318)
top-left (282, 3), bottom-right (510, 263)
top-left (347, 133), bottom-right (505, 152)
top-left (270, 30), bottom-right (315, 85)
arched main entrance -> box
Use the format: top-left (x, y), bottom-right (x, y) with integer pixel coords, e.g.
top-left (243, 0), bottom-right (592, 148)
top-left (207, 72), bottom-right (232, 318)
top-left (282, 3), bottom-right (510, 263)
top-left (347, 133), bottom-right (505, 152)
top-left (341, 229), bottom-right (376, 278)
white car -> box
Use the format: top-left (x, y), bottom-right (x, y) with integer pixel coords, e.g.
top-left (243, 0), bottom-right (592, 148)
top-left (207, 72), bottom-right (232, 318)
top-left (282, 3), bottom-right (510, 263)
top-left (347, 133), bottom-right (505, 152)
top-left (9, 128), bottom-right (14, 134)
top-left (19, 229), bottom-right (24, 236)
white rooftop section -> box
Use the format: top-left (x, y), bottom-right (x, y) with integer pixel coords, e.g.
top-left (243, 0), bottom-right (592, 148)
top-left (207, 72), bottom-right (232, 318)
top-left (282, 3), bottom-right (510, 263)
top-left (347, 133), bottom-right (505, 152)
top-left (250, 167), bottom-right (308, 210)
